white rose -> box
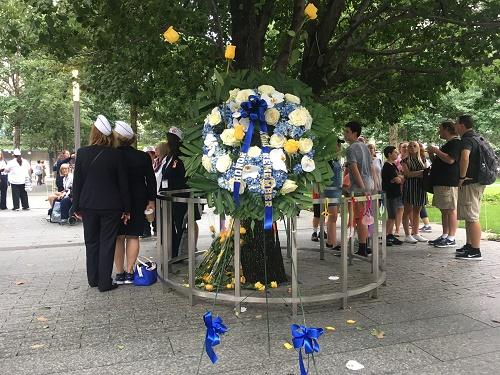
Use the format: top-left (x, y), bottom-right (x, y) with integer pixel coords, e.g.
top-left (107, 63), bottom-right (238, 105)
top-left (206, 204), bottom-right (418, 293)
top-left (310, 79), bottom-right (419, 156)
top-left (265, 108), bottom-right (280, 126)
top-left (298, 138), bottom-right (313, 154)
top-left (271, 91), bottom-right (284, 105)
top-left (204, 133), bottom-right (217, 147)
top-left (301, 155), bottom-right (316, 172)
top-left (284, 93), bottom-right (301, 104)
top-left (235, 89), bottom-right (255, 103)
top-left (280, 179), bottom-right (298, 195)
top-left (248, 146), bottom-right (262, 158)
top-left (202, 155), bottom-right (213, 172)
top-left (258, 85), bottom-right (275, 96)
top-left (207, 107), bottom-right (222, 126)
top-left (220, 128), bottom-right (239, 146)
top-left (242, 165), bottom-right (260, 179)
top-left (216, 154), bottom-right (232, 173)
top-left (227, 88), bottom-right (240, 102)
top-left (228, 178), bottom-right (245, 194)
top-left (288, 107), bottom-right (312, 127)
top-left (270, 148), bottom-right (288, 172)
top-left (269, 134), bottom-right (286, 148)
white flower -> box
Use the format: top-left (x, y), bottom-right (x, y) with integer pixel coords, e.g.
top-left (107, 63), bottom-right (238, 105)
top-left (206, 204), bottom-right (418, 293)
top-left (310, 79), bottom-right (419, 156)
top-left (288, 107), bottom-right (312, 129)
top-left (301, 155), bottom-right (316, 172)
top-left (298, 138), bottom-right (313, 154)
top-left (228, 178), bottom-right (245, 194)
top-left (261, 91), bottom-right (285, 108)
top-left (216, 154), bottom-right (232, 173)
top-left (270, 149), bottom-right (288, 172)
top-left (242, 164), bottom-right (260, 179)
top-left (220, 128), bottom-right (239, 146)
top-left (257, 85), bottom-right (275, 96)
top-left (269, 134), bottom-right (286, 148)
top-left (202, 155), bottom-right (213, 172)
top-left (265, 108), bottom-right (280, 126)
top-left (227, 88), bottom-right (240, 102)
top-left (248, 146), bottom-right (262, 158)
top-left (235, 89), bottom-right (256, 103)
top-left (284, 93), bottom-right (301, 104)
top-left (239, 117), bottom-right (250, 131)
top-left (204, 133), bottom-right (217, 148)
top-left (206, 107), bottom-right (222, 126)
top-left (232, 111), bottom-right (241, 118)
top-left (228, 101), bottom-right (240, 113)
top-left (280, 179), bottom-right (298, 194)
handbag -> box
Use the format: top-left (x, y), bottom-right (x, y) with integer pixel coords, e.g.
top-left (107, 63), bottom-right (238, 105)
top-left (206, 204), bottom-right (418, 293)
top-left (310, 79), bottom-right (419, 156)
top-left (50, 201), bottom-right (62, 223)
top-left (422, 167), bottom-right (433, 194)
top-left (133, 256), bottom-right (157, 286)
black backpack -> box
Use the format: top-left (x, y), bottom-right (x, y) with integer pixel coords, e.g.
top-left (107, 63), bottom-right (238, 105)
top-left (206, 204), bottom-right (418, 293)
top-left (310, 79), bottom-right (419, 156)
top-left (472, 133), bottom-right (498, 185)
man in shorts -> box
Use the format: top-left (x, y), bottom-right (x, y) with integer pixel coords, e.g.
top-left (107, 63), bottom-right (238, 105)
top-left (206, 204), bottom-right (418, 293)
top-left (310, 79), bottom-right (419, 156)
top-left (427, 120), bottom-right (461, 248)
top-left (382, 146), bottom-right (404, 246)
top-left (344, 121), bottom-right (374, 256)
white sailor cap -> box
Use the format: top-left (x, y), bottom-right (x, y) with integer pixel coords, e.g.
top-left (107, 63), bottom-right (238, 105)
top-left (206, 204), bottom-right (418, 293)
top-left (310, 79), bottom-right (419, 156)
top-left (114, 121), bottom-right (134, 139)
top-left (94, 115), bottom-right (112, 136)
top-left (168, 126), bottom-right (183, 140)
top-left (13, 148), bottom-right (21, 156)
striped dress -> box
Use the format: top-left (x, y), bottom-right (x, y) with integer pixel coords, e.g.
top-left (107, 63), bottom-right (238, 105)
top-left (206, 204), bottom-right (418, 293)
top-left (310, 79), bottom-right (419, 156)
top-left (402, 157), bottom-right (427, 206)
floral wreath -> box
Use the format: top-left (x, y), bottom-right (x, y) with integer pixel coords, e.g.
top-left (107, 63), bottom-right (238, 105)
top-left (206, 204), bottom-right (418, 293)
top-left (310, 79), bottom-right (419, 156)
top-left (201, 85), bottom-right (318, 226)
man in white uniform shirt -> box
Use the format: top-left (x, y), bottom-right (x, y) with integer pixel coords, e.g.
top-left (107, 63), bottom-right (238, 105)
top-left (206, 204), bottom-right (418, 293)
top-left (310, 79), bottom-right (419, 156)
top-left (5, 149), bottom-right (31, 210)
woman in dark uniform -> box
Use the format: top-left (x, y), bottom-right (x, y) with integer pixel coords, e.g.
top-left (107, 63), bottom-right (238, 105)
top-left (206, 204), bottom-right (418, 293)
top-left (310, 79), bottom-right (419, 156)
top-left (112, 121), bottom-right (156, 284)
top-left (159, 127), bottom-right (192, 258)
top-left (72, 115), bottom-right (131, 292)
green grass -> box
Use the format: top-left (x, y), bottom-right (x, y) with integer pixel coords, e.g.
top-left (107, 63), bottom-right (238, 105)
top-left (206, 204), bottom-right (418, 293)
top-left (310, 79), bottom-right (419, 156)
top-left (426, 182), bottom-right (500, 235)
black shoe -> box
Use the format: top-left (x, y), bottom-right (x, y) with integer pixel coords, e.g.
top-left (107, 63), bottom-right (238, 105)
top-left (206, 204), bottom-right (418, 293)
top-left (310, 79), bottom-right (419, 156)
top-left (22, 207), bottom-right (30, 210)
top-left (385, 237), bottom-right (393, 246)
top-left (311, 232), bottom-right (318, 242)
top-left (325, 242), bottom-right (333, 248)
top-left (456, 243), bottom-right (472, 254)
top-left (435, 238), bottom-right (457, 248)
top-left (124, 272), bottom-right (134, 284)
top-left (12, 208), bottom-right (20, 211)
top-left (388, 234), bottom-right (403, 245)
top-left (428, 236), bottom-right (443, 245)
top-left (455, 248), bottom-right (482, 260)
top-left (115, 272), bottom-right (126, 285)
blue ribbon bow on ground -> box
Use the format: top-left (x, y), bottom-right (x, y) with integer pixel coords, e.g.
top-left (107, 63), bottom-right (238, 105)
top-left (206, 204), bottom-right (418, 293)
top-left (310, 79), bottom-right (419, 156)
top-left (291, 324), bottom-right (324, 375)
top-left (203, 311), bottom-right (228, 364)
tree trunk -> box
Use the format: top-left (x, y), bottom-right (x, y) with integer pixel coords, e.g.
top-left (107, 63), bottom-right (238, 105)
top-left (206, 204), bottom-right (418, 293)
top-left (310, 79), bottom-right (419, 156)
top-left (389, 123), bottom-right (399, 146)
top-left (130, 102), bottom-right (138, 147)
top-left (13, 119), bottom-right (21, 148)
top-left (240, 220), bottom-right (287, 284)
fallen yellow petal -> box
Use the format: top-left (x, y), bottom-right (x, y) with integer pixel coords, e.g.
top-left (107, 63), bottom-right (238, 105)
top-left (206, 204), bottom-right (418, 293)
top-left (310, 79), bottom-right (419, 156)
top-left (325, 326), bottom-right (336, 331)
top-left (283, 342), bottom-right (293, 350)
top-left (346, 319), bottom-right (356, 325)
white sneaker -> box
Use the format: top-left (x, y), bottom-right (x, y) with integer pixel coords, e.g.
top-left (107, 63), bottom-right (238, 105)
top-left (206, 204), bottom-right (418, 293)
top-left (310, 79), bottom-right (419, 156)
top-left (413, 234), bottom-right (428, 242)
top-left (405, 235), bottom-right (418, 244)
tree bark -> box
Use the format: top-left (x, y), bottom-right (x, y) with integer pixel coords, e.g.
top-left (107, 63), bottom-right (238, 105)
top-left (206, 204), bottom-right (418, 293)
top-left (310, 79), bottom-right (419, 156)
top-left (389, 123), bottom-right (399, 146)
top-left (13, 119), bottom-right (21, 148)
top-left (240, 220), bottom-right (287, 284)
top-left (275, 0), bottom-right (305, 73)
top-left (230, 0), bottom-right (273, 70)
top-left (130, 102), bottom-right (138, 147)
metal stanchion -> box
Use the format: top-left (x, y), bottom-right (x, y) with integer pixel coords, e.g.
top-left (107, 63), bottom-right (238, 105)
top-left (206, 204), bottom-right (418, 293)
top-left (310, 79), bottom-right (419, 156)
top-left (234, 219), bottom-right (241, 313)
top-left (188, 200), bottom-right (196, 306)
top-left (291, 215), bottom-right (298, 318)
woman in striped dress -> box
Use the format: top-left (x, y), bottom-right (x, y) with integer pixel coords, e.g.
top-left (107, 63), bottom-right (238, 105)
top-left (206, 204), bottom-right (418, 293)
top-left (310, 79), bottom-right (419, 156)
top-left (402, 141), bottom-right (428, 244)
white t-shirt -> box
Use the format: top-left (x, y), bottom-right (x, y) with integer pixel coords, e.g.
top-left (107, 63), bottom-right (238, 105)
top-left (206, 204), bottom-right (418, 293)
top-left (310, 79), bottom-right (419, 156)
top-left (0, 160), bottom-right (7, 175)
top-left (6, 158), bottom-right (31, 185)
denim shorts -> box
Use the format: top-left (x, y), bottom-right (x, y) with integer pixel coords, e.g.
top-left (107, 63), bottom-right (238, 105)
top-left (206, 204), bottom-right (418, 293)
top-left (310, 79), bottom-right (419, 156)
top-left (386, 196), bottom-right (403, 219)
top-left (324, 188), bottom-right (342, 206)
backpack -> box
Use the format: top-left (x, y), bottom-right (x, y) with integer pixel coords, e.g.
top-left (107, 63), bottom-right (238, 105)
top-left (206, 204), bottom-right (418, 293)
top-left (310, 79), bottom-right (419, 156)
top-left (472, 134), bottom-right (498, 185)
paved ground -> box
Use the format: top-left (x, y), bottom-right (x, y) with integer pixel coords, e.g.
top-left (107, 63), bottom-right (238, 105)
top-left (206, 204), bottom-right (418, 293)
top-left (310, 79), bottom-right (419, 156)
top-left (1, 183), bottom-right (499, 374)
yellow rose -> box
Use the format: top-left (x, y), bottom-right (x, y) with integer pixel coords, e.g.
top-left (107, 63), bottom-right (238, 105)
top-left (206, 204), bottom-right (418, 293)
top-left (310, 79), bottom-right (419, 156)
top-left (258, 85), bottom-right (275, 96)
top-left (225, 44), bottom-right (236, 60)
top-left (284, 93), bottom-right (301, 104)
top-left (265, 108), bottom-right (280, 126)
top-left (205, 284), bottom-right (214, 292)
top-left (163, 26), bottom-right (180, 44)
top-left (216, 154), bottom-right (232, 173)
top-left (202, 155), bottom-right (212, 172)
top-left (234, 124), bottom-right (245, 141)
top-left (226, 283), bottom-right (234, 289)
top-left (240, 227), bottom-right (247, 235)
top-left (298, 138), bottom-right (313, 154)
top-left (240, 275), bottom-right (246, 283)
top-left (254, 281), bottom-right (265, 291)
top-left (304, 3), bottom-right (318, 20)
top-left (284, 139), bottom-right (300, 154)
top-left (220, 129), bottom-right (239, 146)
top-left (280, 179), bottom-right (298, 195)
top-left (270, 134), bottom-right (286, 148)
top-left (270, 281), bottom-right (278, 288)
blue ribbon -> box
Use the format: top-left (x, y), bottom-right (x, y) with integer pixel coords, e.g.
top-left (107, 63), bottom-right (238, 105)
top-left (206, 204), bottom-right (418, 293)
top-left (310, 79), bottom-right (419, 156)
top-left (203, 311), bottom-right (228, 364)
top-left (259, 120), bottom-right (273, 231)
top-left (233, 95), bottom-right (268, 206)
top-left (291, 324), bottom-right (324, 375)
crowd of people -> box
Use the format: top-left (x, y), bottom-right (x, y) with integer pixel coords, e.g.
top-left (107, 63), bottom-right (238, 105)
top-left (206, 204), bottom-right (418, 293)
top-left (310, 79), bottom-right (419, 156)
top-left (311, 115), bottom-right (489, 261)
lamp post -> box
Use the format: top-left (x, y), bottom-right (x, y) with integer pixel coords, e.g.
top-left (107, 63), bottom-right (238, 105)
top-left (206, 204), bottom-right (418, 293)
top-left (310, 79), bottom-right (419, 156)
top-left (72, 69), bottom-right (81, 151)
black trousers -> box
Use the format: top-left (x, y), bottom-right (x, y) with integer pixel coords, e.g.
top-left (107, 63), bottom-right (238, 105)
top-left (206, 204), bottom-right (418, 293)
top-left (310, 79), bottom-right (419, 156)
top-left (82, 209), bottom-right (121, 291)
top-left (11, 183), bottom-right (29, 209)
top-left (0, 175), bottom-right (7, 209)
top-left (172, 202), bottom-right (187, 258)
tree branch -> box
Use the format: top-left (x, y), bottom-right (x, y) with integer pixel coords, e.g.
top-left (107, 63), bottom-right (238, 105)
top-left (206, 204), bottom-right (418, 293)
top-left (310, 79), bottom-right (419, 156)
top-left (275, 0), bottom-right (305, 73)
